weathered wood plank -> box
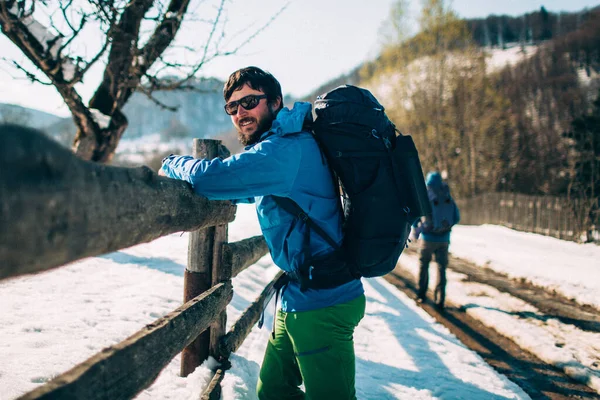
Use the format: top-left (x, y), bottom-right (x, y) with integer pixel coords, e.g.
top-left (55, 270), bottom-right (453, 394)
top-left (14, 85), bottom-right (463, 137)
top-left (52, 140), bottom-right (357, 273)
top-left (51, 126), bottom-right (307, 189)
top-left (0, 125), bottom-right (237, 281)
top-left (18, 282), bottom-right (233, 400)
top-left (222, 235), bottom-right (269, 278)
top-left (209, 224), bottom-right (230, 362)
top-left (220, 271), bottom-right (286, 358)
top-left (200, 369), bottom-right (226, 400)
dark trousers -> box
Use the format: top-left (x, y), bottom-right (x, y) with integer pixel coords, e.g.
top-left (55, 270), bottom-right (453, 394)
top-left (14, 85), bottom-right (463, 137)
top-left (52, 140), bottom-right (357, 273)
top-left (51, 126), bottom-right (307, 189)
top-left (418, 241), bottom-right (449, 307)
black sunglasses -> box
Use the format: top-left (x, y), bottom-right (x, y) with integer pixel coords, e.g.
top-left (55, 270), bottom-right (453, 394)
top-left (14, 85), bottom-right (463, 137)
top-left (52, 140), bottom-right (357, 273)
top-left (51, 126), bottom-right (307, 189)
top-left (224, 94), bottom-right (268, 116)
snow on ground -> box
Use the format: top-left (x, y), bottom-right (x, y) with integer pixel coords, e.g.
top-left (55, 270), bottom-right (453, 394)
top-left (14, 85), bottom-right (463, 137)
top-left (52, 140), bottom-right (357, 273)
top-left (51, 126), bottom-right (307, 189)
top-left (0, 204), bottom-right (530, 400)
top-left (401, 228), bottom-right (600, 393)
top-left (450, 225), bottom-right (600, 310)
top-left (115, 133), bottom-right (189, 165)
top-left (484, 44), bottom-right (538, 73)
top-left (370, 43), bottom-right (538, 111)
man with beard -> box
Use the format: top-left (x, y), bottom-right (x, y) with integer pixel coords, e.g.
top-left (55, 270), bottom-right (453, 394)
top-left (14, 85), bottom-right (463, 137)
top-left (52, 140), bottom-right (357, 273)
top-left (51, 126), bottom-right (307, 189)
top-left (159, 67), bottom-right (365, 400)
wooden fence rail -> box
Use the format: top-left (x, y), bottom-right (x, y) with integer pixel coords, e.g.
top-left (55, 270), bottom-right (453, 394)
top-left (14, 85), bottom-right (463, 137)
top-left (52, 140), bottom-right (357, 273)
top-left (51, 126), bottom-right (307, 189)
top-left (18, 283), bottom-right (233, 400)
top-left (455, 192), bottom-right (598, 242)
top-left (1, 126), bottom-right (273, 400)
top-left (201, 271), bottom-right (286, 400)
top-left (224, 235), bottom-right (271, 278)
top-left (0, 126), bottom-right (236, 281)
top-left (219, 271), bottom-right (286, 359)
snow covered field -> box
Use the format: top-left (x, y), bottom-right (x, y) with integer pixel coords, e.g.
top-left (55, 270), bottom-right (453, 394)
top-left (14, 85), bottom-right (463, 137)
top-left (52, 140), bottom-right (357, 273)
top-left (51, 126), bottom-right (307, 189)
top-left (398, 222), bottom-right (600, 394)
top-left (1, 204), bottom-right (597, 399)
top-left (451, 225), bottom-right (600, 310)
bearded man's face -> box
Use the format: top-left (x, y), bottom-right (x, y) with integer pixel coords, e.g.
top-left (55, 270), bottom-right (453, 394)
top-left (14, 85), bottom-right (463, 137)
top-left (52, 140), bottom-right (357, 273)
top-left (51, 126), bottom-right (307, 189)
top-left (226, 83), bottom-right (281, 146)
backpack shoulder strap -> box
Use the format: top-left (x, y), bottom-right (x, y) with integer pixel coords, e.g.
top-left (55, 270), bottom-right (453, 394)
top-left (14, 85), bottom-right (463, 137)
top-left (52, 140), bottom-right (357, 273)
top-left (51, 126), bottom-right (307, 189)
top-left (272, 196), bottom-right (341, 251)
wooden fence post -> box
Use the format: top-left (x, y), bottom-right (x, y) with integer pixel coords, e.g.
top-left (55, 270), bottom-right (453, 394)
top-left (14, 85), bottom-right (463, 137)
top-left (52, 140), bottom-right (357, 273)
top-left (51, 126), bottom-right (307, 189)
top-left (181, 139), bottom-right (222, 377)
top-left (454, 191), bottom-right (585, 243)
top-left (209, 217), bottom-right (230, 363)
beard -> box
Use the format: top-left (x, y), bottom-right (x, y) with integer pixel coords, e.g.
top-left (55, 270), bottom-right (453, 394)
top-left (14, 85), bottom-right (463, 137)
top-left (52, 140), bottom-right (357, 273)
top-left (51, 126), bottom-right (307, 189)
top-left (237, 109), bottom-right (276, 146)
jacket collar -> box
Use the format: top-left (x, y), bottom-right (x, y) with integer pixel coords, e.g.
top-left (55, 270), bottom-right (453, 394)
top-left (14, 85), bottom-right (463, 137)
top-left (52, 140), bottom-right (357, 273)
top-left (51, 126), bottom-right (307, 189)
top-left (259, 102), bottom-right (313, 141)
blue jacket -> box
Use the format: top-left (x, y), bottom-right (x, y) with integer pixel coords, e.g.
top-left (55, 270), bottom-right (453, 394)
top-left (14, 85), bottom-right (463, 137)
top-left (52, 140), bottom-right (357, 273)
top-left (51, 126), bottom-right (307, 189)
top-left (414, 172), bottom-right (461, 243)
top-left (161, 102), bottom-right (364, 312)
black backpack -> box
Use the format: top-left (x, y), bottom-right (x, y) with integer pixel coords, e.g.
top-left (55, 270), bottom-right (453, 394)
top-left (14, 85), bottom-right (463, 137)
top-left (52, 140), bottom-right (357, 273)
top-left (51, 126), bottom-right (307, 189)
top-left (423, 183), bottom-right (457, 233)
top-left (273, 85), bottom-right (430, 288)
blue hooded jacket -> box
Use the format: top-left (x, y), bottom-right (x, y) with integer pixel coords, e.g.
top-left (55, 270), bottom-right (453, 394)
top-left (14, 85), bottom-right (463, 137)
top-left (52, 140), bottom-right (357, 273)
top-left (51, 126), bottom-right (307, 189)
top-left (161, 102), bottom-right (364, 312)
top-left (416, 171), bottom-right (460, 243)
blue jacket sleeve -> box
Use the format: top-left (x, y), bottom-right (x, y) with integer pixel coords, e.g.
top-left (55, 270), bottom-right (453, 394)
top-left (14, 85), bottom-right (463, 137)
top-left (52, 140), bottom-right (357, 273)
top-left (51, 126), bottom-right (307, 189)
top-left (161, 137), bottom-right (302, 201)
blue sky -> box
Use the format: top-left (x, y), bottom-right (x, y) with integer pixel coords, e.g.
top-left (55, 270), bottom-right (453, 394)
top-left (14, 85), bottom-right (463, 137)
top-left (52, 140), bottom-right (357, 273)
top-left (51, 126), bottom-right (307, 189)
top-left (0, 0), bottom-right (598, 116)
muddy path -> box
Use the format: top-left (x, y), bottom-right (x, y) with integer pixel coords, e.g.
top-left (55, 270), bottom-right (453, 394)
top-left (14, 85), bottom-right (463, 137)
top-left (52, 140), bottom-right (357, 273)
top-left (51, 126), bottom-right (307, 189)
top-left (425, 249), bottom-right (600, 333)
top-left (385, 261), bottom-right (600, 400)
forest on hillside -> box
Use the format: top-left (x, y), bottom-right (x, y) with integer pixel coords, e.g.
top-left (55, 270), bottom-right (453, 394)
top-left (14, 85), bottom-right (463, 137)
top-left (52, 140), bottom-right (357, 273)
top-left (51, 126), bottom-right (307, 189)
top-left (349, 0), bottom-right (600, 241)
top-left (467, 4), bottom-right (600, 47)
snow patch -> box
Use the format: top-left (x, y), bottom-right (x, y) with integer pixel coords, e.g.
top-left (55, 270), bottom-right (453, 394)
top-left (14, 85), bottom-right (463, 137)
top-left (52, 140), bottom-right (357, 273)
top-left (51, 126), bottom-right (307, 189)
top-left (485, 44), bottom-right (538, 73)
top-left (577, 67), bottom-right (599, 86)
top-left (61, 59), bottom-right (76, 81)
top-left (21, 16), bottom-right (63, 59)
top-left (90, 109), bottom-right (111, 129)
top-left (369, 43), bottom-right (539, 110)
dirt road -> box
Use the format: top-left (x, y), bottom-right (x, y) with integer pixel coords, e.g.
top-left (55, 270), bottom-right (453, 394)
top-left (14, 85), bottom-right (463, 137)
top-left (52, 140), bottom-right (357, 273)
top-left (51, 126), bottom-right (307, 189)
top-left (387, 249), bottom-right (600, 400)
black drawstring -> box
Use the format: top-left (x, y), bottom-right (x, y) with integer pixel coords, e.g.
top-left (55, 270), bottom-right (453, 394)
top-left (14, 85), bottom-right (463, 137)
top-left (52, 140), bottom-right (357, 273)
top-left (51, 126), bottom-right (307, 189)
top-left (270, 283), bottom-right (289, 338)
top-left (258, 274), bottom-right (290, 330)
top-left (300, 217), bottom-right (312, 292)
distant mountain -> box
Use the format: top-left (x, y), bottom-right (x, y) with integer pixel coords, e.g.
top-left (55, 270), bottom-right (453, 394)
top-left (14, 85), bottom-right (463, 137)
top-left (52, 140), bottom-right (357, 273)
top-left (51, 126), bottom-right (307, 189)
top-left (0, 103), bottom-right (62, 129)
top-left (121, 77), bottom-right (231, 139)
top-left (0, 77), bottom-right (232, 145)
top-left (42, 77), bottom-right (232, 145)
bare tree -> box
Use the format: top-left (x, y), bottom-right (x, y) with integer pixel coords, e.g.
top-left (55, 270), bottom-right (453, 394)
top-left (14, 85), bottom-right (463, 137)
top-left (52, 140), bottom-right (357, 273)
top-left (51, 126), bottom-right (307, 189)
top-left (368, 0), bottom-right (478, 195)
top-left (564, 90), bottom-right (600, 242)
top-left (0, 1), bottom-right (285, 163)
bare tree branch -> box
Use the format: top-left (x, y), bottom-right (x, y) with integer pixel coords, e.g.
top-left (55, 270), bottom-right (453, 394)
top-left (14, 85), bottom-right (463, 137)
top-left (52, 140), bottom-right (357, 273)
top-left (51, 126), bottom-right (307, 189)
top-left (2, 0), bottom-right (288, 162)
top-left (136, 85), bottom-right (179, 112)
top-left (90, 0), bottom-right (154, 112)
top-left (57, 3), bottom-right (88, 55)
top-left (60, 0), bottom-right (77, 32)
top-left (8, 59), bottom-right (52, 85)
top-left (0, 2), bottom-right (61, 77)
top-left (144, 72), bottom-right (218, 93)
top-left (136, 0), bottom-right (193, 81)
top-left (0, 1), bottom-right (100, 141)
top-left (147, 2), bottom-right (289, 92)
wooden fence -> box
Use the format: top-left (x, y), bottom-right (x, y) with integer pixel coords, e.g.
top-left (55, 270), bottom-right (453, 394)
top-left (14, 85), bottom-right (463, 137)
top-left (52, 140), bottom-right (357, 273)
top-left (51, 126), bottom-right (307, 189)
top-left (455, 192), bottom-right (598, 242)
top-left (0, 125), bottom-right (278, 400)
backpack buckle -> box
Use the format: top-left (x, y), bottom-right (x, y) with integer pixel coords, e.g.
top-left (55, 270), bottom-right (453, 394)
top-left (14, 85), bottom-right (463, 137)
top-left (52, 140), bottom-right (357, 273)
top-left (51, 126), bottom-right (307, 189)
top-left (298, 212), bottom-right (309, 222)
top-left (383, 136), bottom-right (392, 149)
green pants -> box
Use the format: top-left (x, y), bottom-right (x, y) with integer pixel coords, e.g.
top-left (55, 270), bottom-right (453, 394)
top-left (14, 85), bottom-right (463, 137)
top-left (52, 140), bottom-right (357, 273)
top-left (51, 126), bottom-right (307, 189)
top-left (257, 295), bottom-right (366, 400)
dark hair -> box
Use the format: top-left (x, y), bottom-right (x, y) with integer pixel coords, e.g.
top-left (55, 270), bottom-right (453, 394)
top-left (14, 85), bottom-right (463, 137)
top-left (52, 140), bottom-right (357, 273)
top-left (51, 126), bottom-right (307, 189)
top-left (223, 66), bottom-right (283, 110)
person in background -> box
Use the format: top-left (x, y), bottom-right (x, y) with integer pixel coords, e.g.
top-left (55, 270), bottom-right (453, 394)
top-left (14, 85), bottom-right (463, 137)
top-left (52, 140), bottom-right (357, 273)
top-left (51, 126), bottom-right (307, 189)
top-left (159, 66), bottom-right (365, 400)
top-left (412, 171), bottom-right (460, 310)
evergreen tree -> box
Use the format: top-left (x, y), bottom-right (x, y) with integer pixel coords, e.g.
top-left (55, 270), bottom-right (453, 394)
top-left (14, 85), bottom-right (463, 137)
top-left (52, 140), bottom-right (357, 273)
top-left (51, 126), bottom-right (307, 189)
top-left (564, 90), bottom-right (600, 241)
top-left (540, 6), bottom-right (553, 40)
